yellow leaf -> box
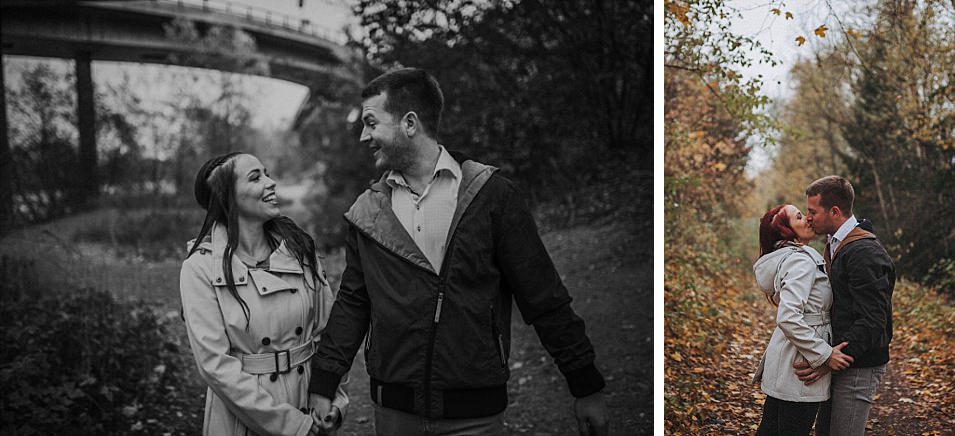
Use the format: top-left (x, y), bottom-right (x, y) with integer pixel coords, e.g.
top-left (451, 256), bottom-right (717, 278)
top-left (667, 1), bottom-right (691, 27)
top-left (771, 8), bottom-right (781, 15)
top-left (671, 352), bottom-right (684, 362)
top-left (814, 24), bottom-right (829, 38)
top-left (847, 28), bottom-right (860, 38)
top-left (785, 11), bottom-right (794, 20)
top-left (795, 35), bottom-right (806, 46)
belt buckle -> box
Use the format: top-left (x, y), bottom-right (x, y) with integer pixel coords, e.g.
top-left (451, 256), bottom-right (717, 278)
top-left (274, 349), bottom-right (291, 374)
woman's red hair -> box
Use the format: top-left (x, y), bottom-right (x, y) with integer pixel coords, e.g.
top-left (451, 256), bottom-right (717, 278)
top-left (759, 204), bottom-right (797, 257)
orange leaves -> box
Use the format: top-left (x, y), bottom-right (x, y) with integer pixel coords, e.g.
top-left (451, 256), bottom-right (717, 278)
top-left (795, 24), bottom-right (831, 47)
top-left (666, 259), bottom-right (955, 434)
top-left (667, 0), bottom-right (691, 27)
top-left (771, 8), bottom-right (794, 20)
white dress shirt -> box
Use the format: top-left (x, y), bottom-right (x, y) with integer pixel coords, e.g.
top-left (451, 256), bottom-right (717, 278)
top-left (829, 215), bottom-right (859, 258)
top-left (386, 147), bottom-right (461, 272)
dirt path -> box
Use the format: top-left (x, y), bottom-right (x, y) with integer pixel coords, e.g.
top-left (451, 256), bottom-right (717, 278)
top-left (694, 275), bottom-right (955, 435)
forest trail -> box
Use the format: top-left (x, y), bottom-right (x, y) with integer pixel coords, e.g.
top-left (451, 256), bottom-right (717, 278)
top-left (666, 265), bottom-right (954, 435)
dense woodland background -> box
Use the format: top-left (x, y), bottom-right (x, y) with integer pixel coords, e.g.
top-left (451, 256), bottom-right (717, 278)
top-left (665, 0), bottom-right (954, 434)
top-left (0, 1), bottom-right (651, 434)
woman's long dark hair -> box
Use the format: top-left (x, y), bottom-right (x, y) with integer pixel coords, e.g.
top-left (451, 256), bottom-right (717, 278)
top-left (187, 152), bottom-right (323, 328)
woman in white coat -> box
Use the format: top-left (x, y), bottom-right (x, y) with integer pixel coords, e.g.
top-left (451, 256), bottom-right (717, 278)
top-left (180, 152), bottom-right (347, 436)
top-left (751, 204), bottom-right (854, 436)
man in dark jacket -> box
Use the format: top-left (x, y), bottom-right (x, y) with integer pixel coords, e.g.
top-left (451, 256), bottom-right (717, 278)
top-left (307, 68), bottom-right (608, 435)
top-left (796, 175), bottom-right (895, 436)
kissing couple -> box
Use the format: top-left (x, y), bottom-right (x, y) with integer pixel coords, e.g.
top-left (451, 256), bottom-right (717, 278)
top-left (752, 176), bottom-right (895, 436)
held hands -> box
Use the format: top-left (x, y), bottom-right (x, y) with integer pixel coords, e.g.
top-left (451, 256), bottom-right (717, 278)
top-left (826, 341), bottom-right (854, 371)
top-left (307, 394), bottom-right (342, 436)
top-left (573, 391), bottom-right (608, 436)
top-left (792, 342), bottom-right (852, 386)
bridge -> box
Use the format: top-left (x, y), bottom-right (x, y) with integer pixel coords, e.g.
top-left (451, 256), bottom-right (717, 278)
top-left (0, 0), bottom-right (358, 224)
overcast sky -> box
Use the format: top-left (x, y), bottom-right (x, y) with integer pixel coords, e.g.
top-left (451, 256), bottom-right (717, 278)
top-left (727, 0), bottom-right (850, 175)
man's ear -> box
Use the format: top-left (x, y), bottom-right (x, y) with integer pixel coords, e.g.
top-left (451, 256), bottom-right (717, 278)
top-left (829, 205), bottom-right (843, 218)
top-left (402, 112), bottom-right (419, 137)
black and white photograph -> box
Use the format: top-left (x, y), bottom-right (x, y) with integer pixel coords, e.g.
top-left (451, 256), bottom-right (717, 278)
top-left (0, 0), bottom-right (652, 435)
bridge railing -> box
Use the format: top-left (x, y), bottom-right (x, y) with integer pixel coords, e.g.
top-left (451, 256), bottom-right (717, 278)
top-left (157, 0), bottom-right (349, 45)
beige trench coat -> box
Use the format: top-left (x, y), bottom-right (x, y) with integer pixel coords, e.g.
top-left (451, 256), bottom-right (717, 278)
top-left (752, 244), bottom-right (834, 402)
top-left (180, 224), bottom-right (347, 436)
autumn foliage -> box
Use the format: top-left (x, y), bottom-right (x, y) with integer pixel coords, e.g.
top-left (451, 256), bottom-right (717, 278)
top-left (666, 0), bottom-right (955, 433)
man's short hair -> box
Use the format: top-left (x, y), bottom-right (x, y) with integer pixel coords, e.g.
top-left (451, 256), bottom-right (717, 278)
top-left (806, 175), bottom-right (854, 215)
top-left (362, 68), bottom-right (444, 139)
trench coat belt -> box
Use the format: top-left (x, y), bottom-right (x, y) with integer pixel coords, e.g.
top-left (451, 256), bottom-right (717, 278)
top-left (231, 341), bottom-right (315, 375)
top-left (802, 312), bottom-right (831, 326)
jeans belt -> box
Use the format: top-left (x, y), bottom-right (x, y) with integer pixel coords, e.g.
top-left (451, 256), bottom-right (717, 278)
top-left (231, 341), bottom-right (314, 375)
top-left (803, 312), bottom-right (831, 326)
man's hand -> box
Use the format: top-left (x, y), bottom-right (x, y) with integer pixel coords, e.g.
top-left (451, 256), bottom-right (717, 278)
top-left (573, 391), bottom-right (608, 436)
top-left (826, 342), bottom-right (854, 371)
top-left (308, 394), bottom-right (341, 436)
top-left (793, 358), bottom-right (831, 385)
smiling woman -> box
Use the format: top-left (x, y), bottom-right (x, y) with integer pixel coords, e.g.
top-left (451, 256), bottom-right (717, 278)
top-left (178, 152), bottom-right (349, 436)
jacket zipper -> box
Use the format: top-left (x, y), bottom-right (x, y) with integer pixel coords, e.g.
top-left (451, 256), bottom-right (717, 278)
top-left (425, 285), bottom-right (445, 417)
top-left (491, 306), bottom-right (505, 368)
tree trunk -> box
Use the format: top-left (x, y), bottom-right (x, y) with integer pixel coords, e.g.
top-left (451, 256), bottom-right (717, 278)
top-left (870, 160), bottom-right (890, 230)
top-left (0, 56), bottom-right (13, 233)
top-left (75, 51), bottom-right (98, 209)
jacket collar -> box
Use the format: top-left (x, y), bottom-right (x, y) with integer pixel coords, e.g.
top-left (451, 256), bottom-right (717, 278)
top-left (190, 222), bottom-right (304, 286)
top-left (345, 156), bottom-right (498, 274)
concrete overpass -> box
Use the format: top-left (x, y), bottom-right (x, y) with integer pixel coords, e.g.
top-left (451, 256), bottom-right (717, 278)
top-left (0, 0), bottom-right (357, 220)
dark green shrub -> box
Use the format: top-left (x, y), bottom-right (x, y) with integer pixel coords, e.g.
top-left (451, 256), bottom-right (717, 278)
top-left (0, 280), bottom-right (186, 435)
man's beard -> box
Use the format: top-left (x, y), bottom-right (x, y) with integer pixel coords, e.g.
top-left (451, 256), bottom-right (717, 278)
top-left (379, 132), bottom-right (416, 172)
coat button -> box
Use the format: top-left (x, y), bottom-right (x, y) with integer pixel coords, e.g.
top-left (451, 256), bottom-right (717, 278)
top-left (216, 277), bottom-right (222, 283)
top-left (270, 373), bottom-right (278, 382)
top-left (262, 337), bottom-right (271, 346)
top-left (290, 288), bottom-right (297, 294)
top-left (238, 277), bottom-right (245, 283)
top-left (262, 286), bottom-right (268, 292)
top-left (298, 365), bottom-right (304, 374)
top-left (295, 326), bottom-right (303, 335)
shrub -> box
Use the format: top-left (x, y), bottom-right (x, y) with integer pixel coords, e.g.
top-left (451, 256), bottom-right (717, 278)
top-left (0, 275), bottom-right (186, 435)
top-left (71, 209), bottom-right (203, 261)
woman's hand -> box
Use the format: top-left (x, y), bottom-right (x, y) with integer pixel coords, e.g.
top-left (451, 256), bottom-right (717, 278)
top-left (826, 341), bottom-right (854, 371)
top-left (319, 406), bottom-right (342, 433)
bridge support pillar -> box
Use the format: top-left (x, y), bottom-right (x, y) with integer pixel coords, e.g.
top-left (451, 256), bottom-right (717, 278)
top-left (0, 54), bottom-right (13, 232)
top-left (75, 51), bottom-right (97, 208)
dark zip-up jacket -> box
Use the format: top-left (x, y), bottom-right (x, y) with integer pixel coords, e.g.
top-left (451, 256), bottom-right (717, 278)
top-left (308, 156), bottom-right (604, 418)
top-left (828, 219), bottom-right (895, 368)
